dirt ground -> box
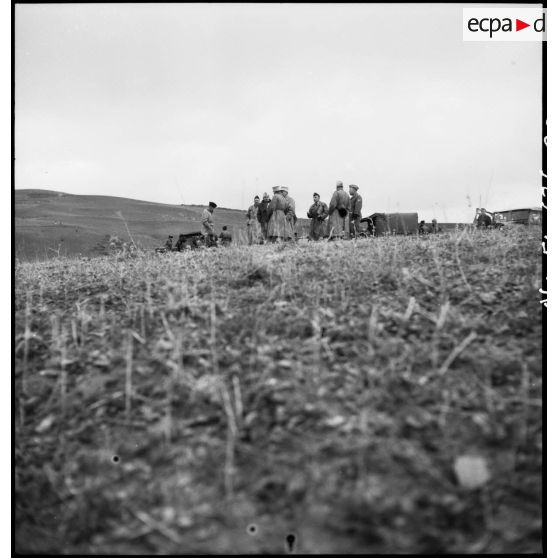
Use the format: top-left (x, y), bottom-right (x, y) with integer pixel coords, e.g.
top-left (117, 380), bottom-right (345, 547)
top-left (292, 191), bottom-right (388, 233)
top-left (14, 227), bottom-right (543, 554)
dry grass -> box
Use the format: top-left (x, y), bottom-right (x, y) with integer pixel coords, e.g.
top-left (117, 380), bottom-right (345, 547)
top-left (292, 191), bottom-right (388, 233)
top-left (14, 227), bottom-right (543, 553)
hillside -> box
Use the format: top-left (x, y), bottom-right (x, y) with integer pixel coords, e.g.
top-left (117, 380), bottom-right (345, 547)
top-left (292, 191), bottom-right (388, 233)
top-left (14, 190), bottom-right (257, 260)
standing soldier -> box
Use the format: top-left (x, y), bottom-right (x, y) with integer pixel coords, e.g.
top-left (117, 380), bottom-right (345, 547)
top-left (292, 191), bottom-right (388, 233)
top-left (201, 201), bottom-right (217, 246)
top-left (267, 186), bottom-right (290, 243)
top-left (282, 187), bottom-right (296, 241)
top-left (328, 181), bottom-right (350, 240)
top-left (307, 193), bottom-right (328, 240)
top-left (348, 184), bottom-right (363, 238)
top-left (257, 192), bottom-right (271, 242)
top-left (431, 219), bottom-right (443, 233)
top-left (246, 195), bottom-right (262, 245)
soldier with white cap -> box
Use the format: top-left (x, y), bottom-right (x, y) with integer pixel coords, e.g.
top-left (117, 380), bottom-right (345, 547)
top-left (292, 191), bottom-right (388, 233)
top-left (281, 186), bottom-right (296, 240)
top-left (267, 186), bottom-right (290, 242)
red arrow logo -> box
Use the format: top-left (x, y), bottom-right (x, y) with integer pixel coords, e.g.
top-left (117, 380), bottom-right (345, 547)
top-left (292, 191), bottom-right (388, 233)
top-left (516, 19), bottom-right (530, 31)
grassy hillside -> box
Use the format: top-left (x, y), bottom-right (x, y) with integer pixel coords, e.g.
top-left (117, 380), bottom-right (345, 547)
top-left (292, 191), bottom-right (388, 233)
top-left (15, 228), bottom-right (542, 553)
top-left (14, 189), bottom-right (264, 260)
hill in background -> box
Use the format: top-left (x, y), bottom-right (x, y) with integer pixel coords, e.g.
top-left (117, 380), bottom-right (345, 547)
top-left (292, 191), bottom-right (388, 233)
top-left (14, 189), bottom-right (465, 261)
top-left (14, 190), bottom-right (258, 260)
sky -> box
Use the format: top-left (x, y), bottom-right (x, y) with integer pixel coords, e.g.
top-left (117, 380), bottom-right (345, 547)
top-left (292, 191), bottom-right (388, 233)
top-left (15, 3), bottom-right (543, 222)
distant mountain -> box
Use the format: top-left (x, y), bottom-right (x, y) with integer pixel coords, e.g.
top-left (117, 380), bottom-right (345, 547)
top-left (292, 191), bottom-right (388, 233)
top-left (14, 189), bottom-right (272, 260)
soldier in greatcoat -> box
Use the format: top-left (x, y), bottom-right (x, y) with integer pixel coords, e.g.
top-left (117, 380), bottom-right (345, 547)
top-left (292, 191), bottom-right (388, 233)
top-left (307, 193), bottom-right (328, 240)
top-left (282, 187), bottom-right (296, 241)
top-left (267, 186), bottom-right (290, 242)
top-left (246, 196), bottom-right (262, 245)
top-left (328, 181), bottom-right (350, 240)
top-left (348, 184), bottom-right (363, 238)
top-left (257, 192), bottom-right (272, 242)
top-left (201, 202), bottom-right (217, 246)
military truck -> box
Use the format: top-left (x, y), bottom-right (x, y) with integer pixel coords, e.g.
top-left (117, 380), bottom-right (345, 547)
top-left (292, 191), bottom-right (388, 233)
top-left (473, 207), bottom-right (542, 229)
top-left (359, 212), bottom-right (419, 236)
top-left (491, 207), bottom-right (542, 226)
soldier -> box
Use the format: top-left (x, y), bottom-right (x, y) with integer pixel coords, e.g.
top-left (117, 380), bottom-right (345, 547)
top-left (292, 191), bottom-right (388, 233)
top-left (307, 193), bottom-right (328, 240)
top-left (476, 208), bottom-right (492, 229)
top-left (431, 219), bottom-right (443, 233)
top-left (418, 220), bottom-right (428, 235)
top-left (219, 226), bottom-right (232, 246)
top-left (164, 235), bottom-right (174, 251)
top-left (282, 187), bottom-right (296, 241)
top-left (201, 201), bottom-right (217, 246)
top-left (348, 184), bottom-right (363, 238)
top-left (257, 192), bottom-right (272, 242)
top-left (175, 234), bottom-right (186, 251)
top-left (328, 181), bottom-right (350, 240)
top-left (267, 186), bottom-right (290, 242)
top-left (246, 195), bottom-right (262, 245)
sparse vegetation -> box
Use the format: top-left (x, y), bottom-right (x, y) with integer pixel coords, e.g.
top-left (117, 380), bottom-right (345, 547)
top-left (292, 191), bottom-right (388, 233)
top-left (15, 227), bottom-right (542, 553)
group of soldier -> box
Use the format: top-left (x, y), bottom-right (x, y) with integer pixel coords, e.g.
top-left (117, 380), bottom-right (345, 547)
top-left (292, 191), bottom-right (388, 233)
top-left (243, 185), bottom-right (299, 244)
top-left (161, 196), bottom-right (500, 252)
top-left (198, 180), bottom-right (363, 246)
top-left (164, 180), bottom-right (466, 249)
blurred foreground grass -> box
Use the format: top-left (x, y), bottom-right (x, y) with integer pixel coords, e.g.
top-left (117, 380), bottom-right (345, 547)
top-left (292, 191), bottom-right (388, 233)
top-left (15, 228), bottom-right (543, 553)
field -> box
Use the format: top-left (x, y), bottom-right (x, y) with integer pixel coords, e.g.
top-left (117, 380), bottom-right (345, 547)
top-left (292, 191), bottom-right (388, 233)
top-left (14, 227), bottom-right (543, 553)
top-left (14, 189), bottom-right (258, 261)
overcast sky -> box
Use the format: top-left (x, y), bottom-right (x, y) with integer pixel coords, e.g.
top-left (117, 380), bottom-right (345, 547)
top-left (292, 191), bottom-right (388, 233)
top-left (15, 3), bottom-right (542, 222)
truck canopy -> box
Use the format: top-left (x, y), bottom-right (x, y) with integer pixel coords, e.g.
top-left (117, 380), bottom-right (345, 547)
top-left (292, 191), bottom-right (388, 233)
top-left (362, 213), bottom-right (419, 235)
